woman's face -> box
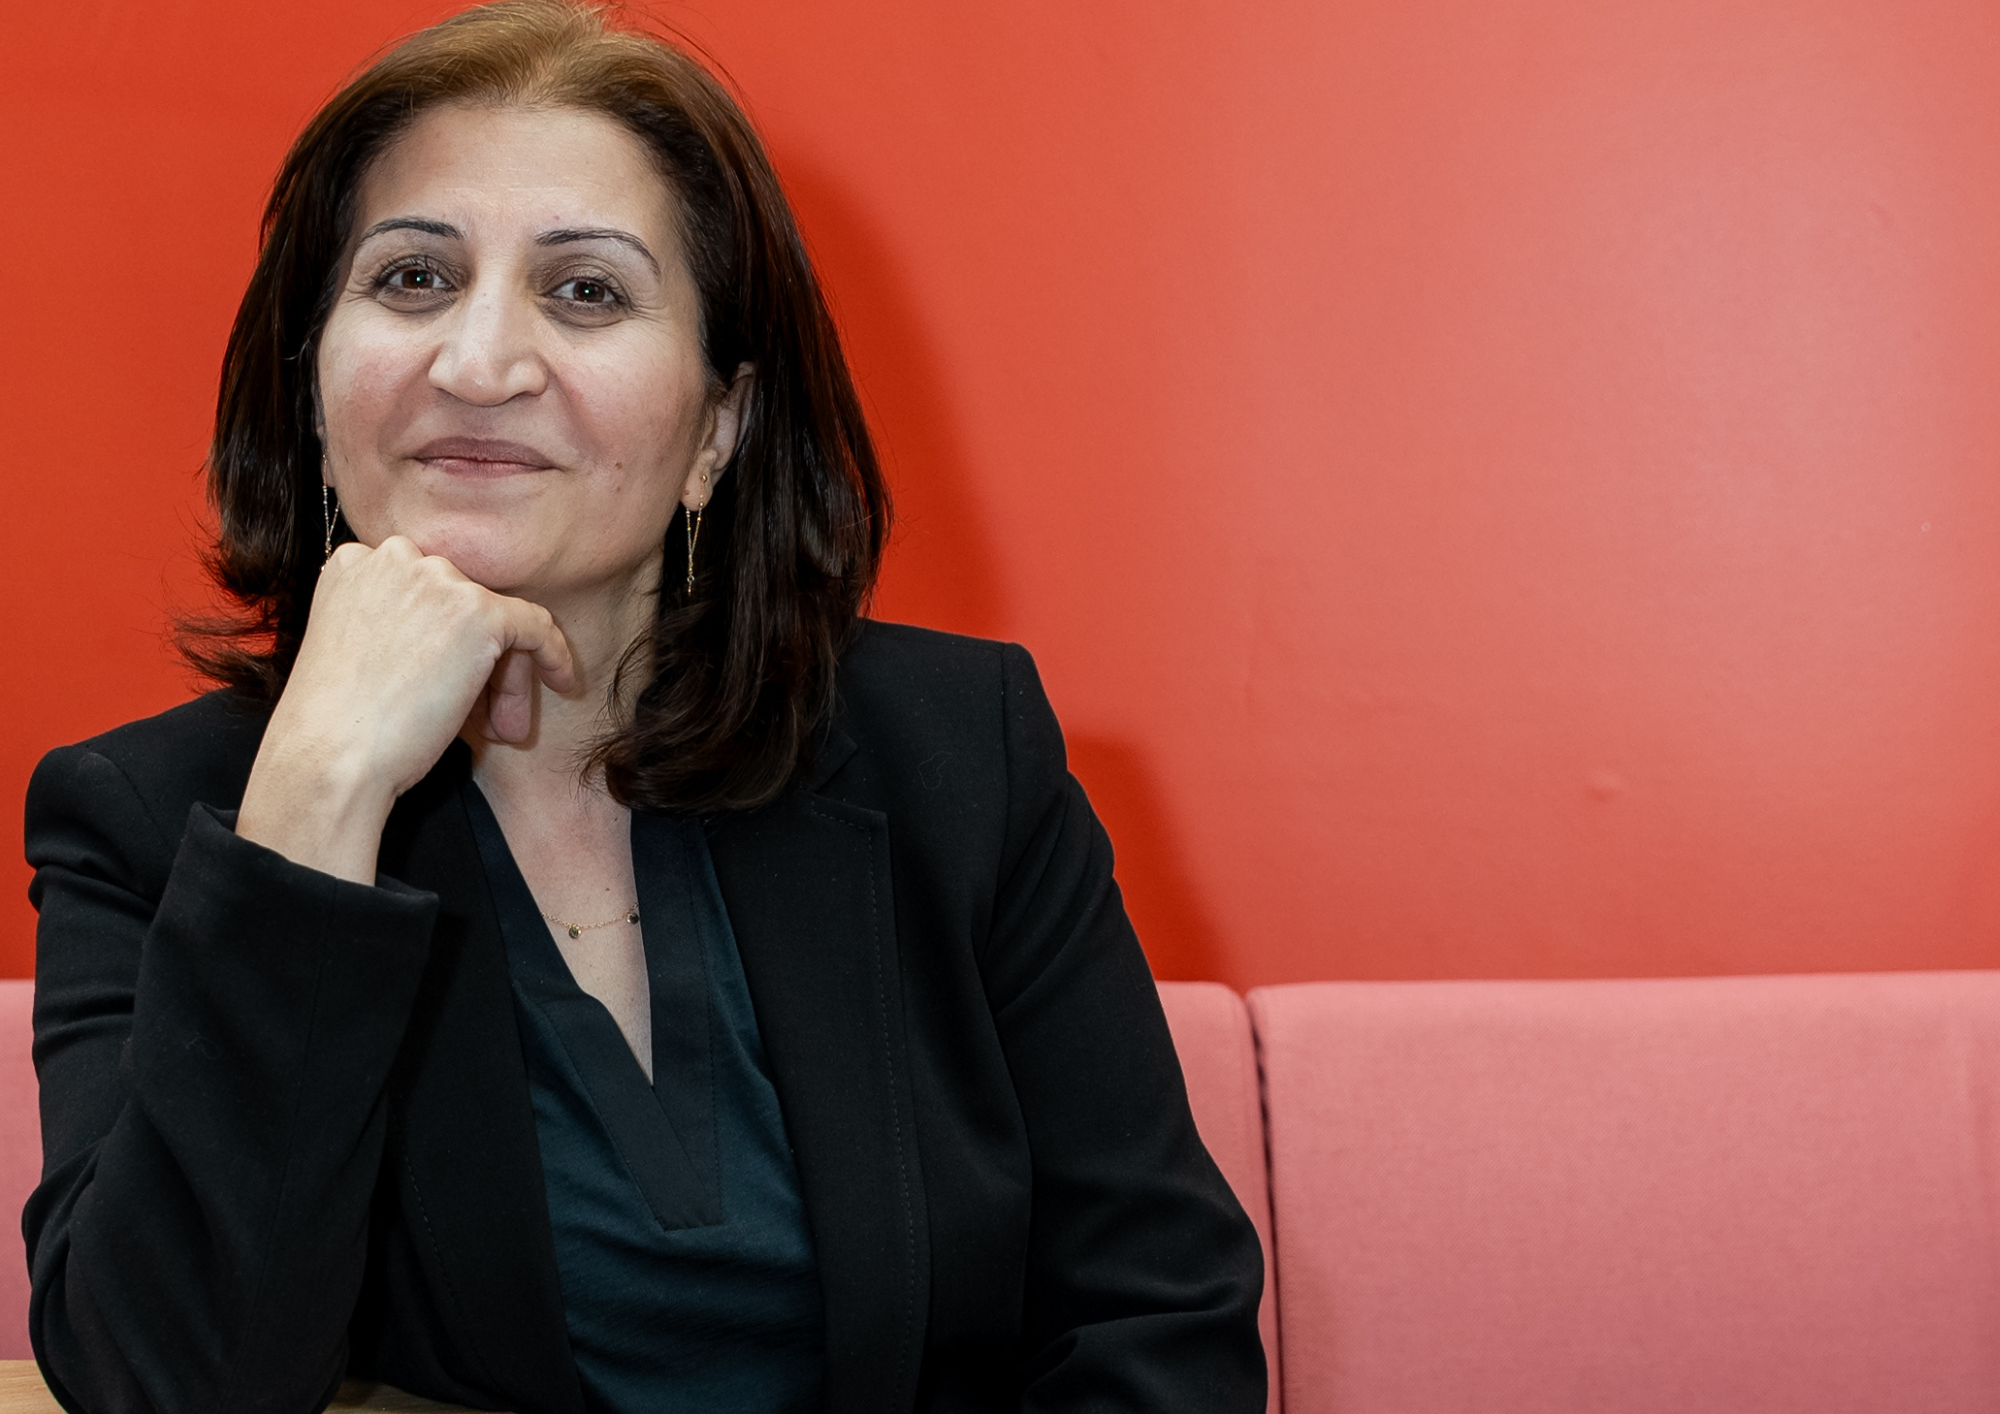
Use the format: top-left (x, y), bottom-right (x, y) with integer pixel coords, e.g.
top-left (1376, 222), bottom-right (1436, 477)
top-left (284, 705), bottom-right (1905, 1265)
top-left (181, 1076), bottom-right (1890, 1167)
top-left (316, 102), bottom-right (741, 604)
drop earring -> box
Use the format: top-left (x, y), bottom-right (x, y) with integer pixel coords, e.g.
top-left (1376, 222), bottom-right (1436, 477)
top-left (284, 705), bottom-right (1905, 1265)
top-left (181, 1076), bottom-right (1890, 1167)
top-left (322, 483), bottom-right (339, 565)
top-left (684, 470), bottom-right (709, 596)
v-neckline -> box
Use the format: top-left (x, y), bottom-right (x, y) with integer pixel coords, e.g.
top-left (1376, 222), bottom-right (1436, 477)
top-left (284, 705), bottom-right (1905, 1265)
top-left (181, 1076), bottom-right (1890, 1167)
top-left (461, 780), bottom-right (724, 1230)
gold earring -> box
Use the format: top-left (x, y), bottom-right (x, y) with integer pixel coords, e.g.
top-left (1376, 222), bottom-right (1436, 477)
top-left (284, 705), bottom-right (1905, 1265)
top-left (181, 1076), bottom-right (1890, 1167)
top-left (684, 503), bottom-right (703, 595)
top-left (684, 471), bottom-right (709, 596)
top-left (322, 484), bottom-right (338, 565)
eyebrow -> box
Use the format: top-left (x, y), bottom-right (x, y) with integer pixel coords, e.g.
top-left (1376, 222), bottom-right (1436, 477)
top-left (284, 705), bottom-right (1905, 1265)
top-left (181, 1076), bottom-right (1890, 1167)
top-left (356, 216), bottom-right (462, 244)
top-left (536, 227), bottom-right (661, 274)
top-left (352, 218), bottom-right (661, 275)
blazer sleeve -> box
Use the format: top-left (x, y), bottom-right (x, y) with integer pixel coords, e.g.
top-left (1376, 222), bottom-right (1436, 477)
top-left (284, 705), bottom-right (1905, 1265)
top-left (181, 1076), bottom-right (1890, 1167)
top-left (24, 744), bottom-right (438, 1414)
top-left (983, 644), bottom-right (1266, 1413)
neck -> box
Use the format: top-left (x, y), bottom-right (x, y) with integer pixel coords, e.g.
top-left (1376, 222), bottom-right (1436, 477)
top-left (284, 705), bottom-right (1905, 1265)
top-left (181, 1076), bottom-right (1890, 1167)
top-left (465, 559), bottom-right (661, 809)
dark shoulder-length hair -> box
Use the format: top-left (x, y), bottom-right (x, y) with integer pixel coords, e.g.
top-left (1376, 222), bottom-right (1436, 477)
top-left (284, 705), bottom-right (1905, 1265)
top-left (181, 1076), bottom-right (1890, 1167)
top-left (189, 0), bottom-right (889, 814)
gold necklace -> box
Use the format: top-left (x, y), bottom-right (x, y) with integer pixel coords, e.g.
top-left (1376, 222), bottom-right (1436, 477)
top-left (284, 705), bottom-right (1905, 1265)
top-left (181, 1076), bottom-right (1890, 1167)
top-left (540, 906), bottom-right (640, 940)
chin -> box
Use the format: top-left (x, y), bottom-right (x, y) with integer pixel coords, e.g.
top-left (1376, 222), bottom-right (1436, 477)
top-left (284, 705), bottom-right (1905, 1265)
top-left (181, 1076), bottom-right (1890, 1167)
top-left (396, 519), bottom-right (545, 593)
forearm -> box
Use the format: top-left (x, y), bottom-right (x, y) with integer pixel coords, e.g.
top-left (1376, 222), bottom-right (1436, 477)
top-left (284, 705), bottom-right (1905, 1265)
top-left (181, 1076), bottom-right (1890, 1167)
top-left (29, 781), bottom-right (437, 1413)
top-left (235, 711), bottom-right (398, 886)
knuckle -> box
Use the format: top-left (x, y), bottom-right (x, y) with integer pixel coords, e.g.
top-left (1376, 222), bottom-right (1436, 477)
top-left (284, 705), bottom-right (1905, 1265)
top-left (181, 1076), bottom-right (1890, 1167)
top-left (422, 562), bottom-right (469, 601)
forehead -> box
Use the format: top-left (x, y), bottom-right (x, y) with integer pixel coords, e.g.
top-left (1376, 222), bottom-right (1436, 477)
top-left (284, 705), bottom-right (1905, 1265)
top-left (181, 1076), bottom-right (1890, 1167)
top-left (354, 102), bottom-right (679, 247)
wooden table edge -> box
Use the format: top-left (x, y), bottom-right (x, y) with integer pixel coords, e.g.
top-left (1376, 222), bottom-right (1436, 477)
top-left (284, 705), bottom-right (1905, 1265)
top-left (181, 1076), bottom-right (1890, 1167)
top-left (0, 1360), bottom-right (500, 1412)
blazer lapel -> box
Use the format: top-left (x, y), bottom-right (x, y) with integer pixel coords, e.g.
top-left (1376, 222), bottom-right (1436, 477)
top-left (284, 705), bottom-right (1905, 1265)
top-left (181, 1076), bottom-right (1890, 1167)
top-left (710, 729), bottom-right (931, 1414)
top-left (376, 745), bottom-right (584, 1414)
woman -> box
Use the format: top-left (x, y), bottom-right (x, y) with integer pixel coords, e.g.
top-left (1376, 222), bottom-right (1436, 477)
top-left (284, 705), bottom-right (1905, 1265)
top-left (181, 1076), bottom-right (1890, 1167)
top-left (22, 3), bottom-right (1264, 1411)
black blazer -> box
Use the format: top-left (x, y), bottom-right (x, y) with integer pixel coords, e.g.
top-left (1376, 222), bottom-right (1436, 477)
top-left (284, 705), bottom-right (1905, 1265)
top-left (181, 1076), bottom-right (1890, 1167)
top-left (23, 621), bottom-right (1264, 1414)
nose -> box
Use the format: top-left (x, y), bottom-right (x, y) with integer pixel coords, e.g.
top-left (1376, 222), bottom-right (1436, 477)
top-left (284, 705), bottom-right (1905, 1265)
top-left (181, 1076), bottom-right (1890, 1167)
top-left (427, 283), bottom-right (548, 405)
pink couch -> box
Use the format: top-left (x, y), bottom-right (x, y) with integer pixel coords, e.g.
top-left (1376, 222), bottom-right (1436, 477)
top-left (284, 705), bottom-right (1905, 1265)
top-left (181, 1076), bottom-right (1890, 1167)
top-left (3, 973), bottom-right (1997, 1408)
top-left (1161, 972), bottom-right (2000, 1414)
top-left (0, 980), bottom-right (34, 1362)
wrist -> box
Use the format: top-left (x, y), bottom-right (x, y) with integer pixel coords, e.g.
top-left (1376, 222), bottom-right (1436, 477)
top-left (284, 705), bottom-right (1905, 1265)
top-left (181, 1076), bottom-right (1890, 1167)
top-left (237, 734), bottom-right (398, 885)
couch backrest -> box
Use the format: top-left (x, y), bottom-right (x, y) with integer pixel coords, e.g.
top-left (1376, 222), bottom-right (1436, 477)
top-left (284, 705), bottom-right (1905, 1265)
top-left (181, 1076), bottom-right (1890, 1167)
top-left (0, 979), bottom-right (35, 1361)
top-left (12, 969), bottom-right (1996, 1404)
top-left (1250, 972), bottom-right (2000, 1414)
top-left (1155, 981), bottom-right (1278, 1411)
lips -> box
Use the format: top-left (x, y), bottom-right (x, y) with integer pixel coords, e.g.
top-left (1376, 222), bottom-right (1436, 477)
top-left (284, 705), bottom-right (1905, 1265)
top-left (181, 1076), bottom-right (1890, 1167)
top-left (412, 436), bottom-right (559, 474)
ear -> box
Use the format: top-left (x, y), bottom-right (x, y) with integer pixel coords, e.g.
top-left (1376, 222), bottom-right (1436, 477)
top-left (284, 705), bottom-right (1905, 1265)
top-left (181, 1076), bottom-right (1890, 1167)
top-left (683, 363), bottom-right (754, 509)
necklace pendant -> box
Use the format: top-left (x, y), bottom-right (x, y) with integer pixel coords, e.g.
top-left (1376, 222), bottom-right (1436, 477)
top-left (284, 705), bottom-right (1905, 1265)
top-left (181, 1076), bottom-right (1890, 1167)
top-left (567, 925), bottom-right (582, 939)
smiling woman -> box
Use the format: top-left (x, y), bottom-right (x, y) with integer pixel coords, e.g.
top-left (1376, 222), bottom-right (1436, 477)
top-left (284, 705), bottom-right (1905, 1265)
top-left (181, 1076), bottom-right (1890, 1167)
top-left (20, 2), bottom-right (1263, 1412)
top-left (318, 107), bottom-right (732, 603)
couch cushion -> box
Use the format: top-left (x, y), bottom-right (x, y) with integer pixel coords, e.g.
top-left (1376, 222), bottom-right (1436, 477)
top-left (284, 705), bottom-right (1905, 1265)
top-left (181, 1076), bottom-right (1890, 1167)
top-left (0, 980), bottom-right (36, 1360)
top-left (1157, 981), bottom-right (1277, 1410)
top-left (1251, 972), bottom-right (2000, 1414)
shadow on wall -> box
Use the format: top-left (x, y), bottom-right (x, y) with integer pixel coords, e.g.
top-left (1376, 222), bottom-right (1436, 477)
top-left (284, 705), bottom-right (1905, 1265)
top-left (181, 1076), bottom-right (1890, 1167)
top-left (772, 157), bottom-right (1006, 637)
top-left (771, 159), bottom-right (1219, 980)
top-left (1067, 735), bottom-right (1222, 983)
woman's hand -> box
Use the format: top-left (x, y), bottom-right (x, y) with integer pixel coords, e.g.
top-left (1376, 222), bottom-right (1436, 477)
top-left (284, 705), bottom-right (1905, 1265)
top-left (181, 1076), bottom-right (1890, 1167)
top-left (236, 536), bottom-right (576, 883)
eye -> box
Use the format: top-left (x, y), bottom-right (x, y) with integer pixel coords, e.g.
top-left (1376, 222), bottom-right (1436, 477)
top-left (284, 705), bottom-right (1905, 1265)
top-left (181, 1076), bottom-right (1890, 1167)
top-left (370, 258), bottom-right (455, 302)
top-left (552, 276), bottom-right (621, 307)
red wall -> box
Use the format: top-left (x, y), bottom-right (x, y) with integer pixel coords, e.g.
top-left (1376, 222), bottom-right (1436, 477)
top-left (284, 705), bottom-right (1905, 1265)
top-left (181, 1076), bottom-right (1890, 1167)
top-left (4, 0), bottom-right (1999, 987)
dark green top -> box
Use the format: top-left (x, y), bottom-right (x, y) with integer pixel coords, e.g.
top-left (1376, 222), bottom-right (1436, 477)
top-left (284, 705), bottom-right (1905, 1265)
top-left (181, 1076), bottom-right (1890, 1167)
top-left (463, 784), bottom-right (822, 1414)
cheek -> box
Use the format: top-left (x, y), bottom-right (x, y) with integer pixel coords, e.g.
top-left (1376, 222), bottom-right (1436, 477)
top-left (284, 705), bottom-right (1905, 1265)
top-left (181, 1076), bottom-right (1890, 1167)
top-left (317, 317), bottom-right (425, 454)
top-left (568, 333), bottom-right (713, 466)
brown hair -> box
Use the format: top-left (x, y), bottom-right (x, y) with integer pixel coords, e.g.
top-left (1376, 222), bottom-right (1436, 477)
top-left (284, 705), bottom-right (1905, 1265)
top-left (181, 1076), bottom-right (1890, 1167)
top-left (190, 0), bottom-right (889, 813)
